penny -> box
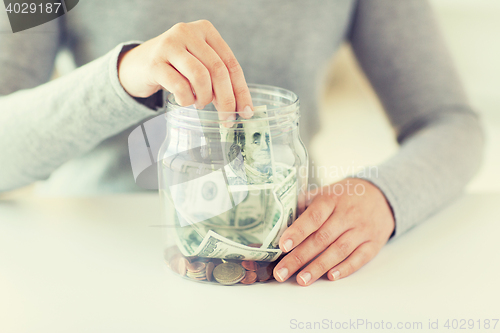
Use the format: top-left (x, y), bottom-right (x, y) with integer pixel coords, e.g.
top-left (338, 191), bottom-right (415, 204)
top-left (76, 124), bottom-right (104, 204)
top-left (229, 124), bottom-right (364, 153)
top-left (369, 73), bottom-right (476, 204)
top-left (187, 262), bottom-right (206, 273)
top-left (170, 255), bottom-right (188, 277)
top-left (187, 270), bottom-right (206, 279)
top-left (206, 262), bottom-right (215, 282)
top-left (240, 271), bottom-right (257, 285)
top-left (241, 261), bottom-right (258, 271)
top-left (164, 246), bottom-right (180, 263)
top-left (167, 252), bottom-right (182, 268)
top-left (213, 262), bottom-right (245, 285)
top-left (256, 264), bottom-right (274, 282)
top-left (193, 276), bottom-right (207, 281)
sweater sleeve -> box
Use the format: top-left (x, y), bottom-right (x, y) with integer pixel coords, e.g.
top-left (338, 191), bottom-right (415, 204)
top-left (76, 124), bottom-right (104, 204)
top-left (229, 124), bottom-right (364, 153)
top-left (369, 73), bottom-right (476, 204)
top-left (0, 17), bottom-right (156, 191)
top-left (348, 0), bottom-right (484, 238)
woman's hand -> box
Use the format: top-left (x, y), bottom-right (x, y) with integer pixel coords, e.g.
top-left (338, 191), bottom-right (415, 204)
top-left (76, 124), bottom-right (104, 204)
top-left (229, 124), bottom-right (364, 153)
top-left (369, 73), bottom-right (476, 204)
top-left (118, 20), bottom-right (253, 120)
top-left (274, 178), bottom-right (395, 286)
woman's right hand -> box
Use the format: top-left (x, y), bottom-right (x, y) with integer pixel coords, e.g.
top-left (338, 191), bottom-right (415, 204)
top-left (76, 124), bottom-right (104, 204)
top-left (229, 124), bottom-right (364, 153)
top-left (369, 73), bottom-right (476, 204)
top-left (118, 19), bottom-right (254, 120)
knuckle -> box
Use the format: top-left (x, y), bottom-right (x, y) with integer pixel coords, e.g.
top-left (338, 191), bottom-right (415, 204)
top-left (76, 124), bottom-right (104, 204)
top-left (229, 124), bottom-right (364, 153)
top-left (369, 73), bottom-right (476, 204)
top-left (295, 226), bottom-right (306, 239)
top-left (315, 260), bottom-right (328, 274)
top-left (211, 61), bottom-right (228, 79)
top-left (233, 85), bottom-right (249, 98)
top-left (225, 57), bottom-right (241, 74)
top-left (191, 67), bottom-right (210, 84)
top-left (197, 19), bottom-right (213, 28)
top-left (309, 209), bottom-right (324, 228)
top-left (314, 229), bottom-right (331, 247)
top-left (172, 80), bottom-right (190, 95)
top-left (291, 253), bottom-right (305, 267)
top-left (218, 96), bottom-right (236, 110)
top-left (159, 32), bottom-right (175, 46)
top-left (335, 242), bottom-right (350, 257)
top-left (172, 22), bottom-right (188, 33)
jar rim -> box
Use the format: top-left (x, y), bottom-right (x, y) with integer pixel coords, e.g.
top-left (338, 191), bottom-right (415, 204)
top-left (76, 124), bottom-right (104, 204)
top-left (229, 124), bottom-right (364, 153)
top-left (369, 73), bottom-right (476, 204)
top-left (165, 83), bottom-right (299, 114)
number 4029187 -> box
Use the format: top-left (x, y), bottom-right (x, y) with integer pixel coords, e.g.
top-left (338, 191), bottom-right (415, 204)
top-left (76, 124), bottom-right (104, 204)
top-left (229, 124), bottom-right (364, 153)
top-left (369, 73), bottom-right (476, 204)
top-left (5, 2), bottom-right (62, 14)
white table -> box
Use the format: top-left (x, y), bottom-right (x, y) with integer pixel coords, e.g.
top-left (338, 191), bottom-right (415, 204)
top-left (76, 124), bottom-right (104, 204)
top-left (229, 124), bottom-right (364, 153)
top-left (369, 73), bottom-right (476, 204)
top-left (1, 193), bottom-right (499, 333)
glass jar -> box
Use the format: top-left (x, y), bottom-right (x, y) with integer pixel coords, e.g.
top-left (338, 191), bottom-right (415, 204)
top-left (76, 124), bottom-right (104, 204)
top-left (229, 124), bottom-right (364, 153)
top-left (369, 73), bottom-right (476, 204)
top-left (159, 84), bottom-right (308, 285)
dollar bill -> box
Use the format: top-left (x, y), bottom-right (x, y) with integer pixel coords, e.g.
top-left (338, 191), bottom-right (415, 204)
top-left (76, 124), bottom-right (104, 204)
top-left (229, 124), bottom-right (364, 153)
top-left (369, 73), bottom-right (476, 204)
top-left (173, 166), bottom-right (297, 259)
top-left (169, 168), bottom-right (234, 227)
top-left (220, 105), bottom-right (277, 186)
top-left (261, 166), bottom-right (297, 249)
top-left (191, 230), bottom-right (282, 262)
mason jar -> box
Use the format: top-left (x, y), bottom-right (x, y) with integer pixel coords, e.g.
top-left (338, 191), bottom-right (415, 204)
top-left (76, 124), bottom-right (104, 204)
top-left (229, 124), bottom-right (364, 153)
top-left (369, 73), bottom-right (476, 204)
top-left (159, 84), bottom-right (308, 285)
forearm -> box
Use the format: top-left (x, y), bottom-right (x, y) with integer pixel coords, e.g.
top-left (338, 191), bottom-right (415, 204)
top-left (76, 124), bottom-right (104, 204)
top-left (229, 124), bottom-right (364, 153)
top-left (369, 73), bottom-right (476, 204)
top-left (0, 43), bottom-right (156, 191)
top-left (358, 111), bottom-right (484, 238)
top-left (346, 0), bottom-right (485, 237)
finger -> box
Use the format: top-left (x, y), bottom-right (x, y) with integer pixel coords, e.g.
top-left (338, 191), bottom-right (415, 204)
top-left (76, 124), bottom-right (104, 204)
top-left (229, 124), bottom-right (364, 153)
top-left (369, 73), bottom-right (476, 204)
top-left (200, 20), bottom-right (253, 118)
top-left (152, 62), bottom-right (195, 106)
top-left (165, 48), bottom-right (213, 109)
top-left (295, 230), bottom-right (364, 286)
top-left (328, 241), bottom-right (378, 282)
top-left (279, 195), bottom-right (336, 253)
top-left (273, 212), bottom-right (352, 282)
top-left (183, 40), bottom-right (236, 121)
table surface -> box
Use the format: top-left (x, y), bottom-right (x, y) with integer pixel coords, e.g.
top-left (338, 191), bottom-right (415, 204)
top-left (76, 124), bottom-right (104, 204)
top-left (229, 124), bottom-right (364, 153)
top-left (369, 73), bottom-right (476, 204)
top-left (1, 193), bottom-right (499, 333)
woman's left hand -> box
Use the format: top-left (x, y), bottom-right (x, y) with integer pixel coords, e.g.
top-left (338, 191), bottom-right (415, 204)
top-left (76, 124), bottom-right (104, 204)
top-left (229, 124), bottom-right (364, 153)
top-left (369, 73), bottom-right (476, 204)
top-left (273, 178), bottom-right (395, 286)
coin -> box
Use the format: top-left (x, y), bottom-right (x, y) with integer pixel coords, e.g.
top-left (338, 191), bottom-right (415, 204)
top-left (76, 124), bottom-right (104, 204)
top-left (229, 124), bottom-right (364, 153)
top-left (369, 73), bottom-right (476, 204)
top-left (193, 276), bottom-right (207, 281)
top-left (187, 262), bottom-right (206, 273)
top-left (167, 252), bottom-right (181, 268)
top-left (206, 262), bottom-right (215, 282)
top-left (170, 254), bottom-right (188, 277)
top-left (257, 264), bottom-right (274, 282)
top-left (187, 270), bottom-right (206, 279)
top-left (187, 268), bottom-right (206, 276)
top-left (164, 246), bottom-right (180, 264)
top-left (241, 261), bottom-right (258, 271)
top-left (213, 262), bottom-right (245, 285)
top-left (185, 256), bottom-right (197, 263)
top-left (240, 271), bottom-right (257, 285)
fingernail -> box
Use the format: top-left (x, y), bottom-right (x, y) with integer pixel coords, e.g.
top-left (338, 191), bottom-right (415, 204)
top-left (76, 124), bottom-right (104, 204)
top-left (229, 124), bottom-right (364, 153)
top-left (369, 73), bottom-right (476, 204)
top-left (299, 272), bottom-right (311, 285)
top-left (331, 270), bottom-right (340, 280)
top-left (194, 102), bottom-right (205, 110)
top-left (222, 113), bottom-right (236, 128)
top-left (276, 268), bottom-right (288, 282)
top-left (283, 239), bottom-right (293, 252)
top-left (241, 105), bottom-right (253, 118)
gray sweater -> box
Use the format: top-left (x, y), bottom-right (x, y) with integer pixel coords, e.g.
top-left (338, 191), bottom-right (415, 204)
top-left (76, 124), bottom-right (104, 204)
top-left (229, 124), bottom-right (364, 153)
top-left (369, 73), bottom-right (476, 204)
top-left (0, 0), bottom-right (483, 238)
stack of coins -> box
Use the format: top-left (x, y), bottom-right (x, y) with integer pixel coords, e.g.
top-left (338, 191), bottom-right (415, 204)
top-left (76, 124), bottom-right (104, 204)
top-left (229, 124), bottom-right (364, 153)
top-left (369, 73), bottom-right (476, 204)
top-left (186, 262), bottom-right (207, 280)
top-left (240, 260), bottom-right (258, 285)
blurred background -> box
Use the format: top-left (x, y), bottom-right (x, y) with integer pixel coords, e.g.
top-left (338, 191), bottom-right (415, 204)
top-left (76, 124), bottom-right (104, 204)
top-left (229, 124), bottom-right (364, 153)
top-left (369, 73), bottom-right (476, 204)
top-left (311, 0), bottom-right (500, 191)
top-left (1, 0), bottom-right (499, 198)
